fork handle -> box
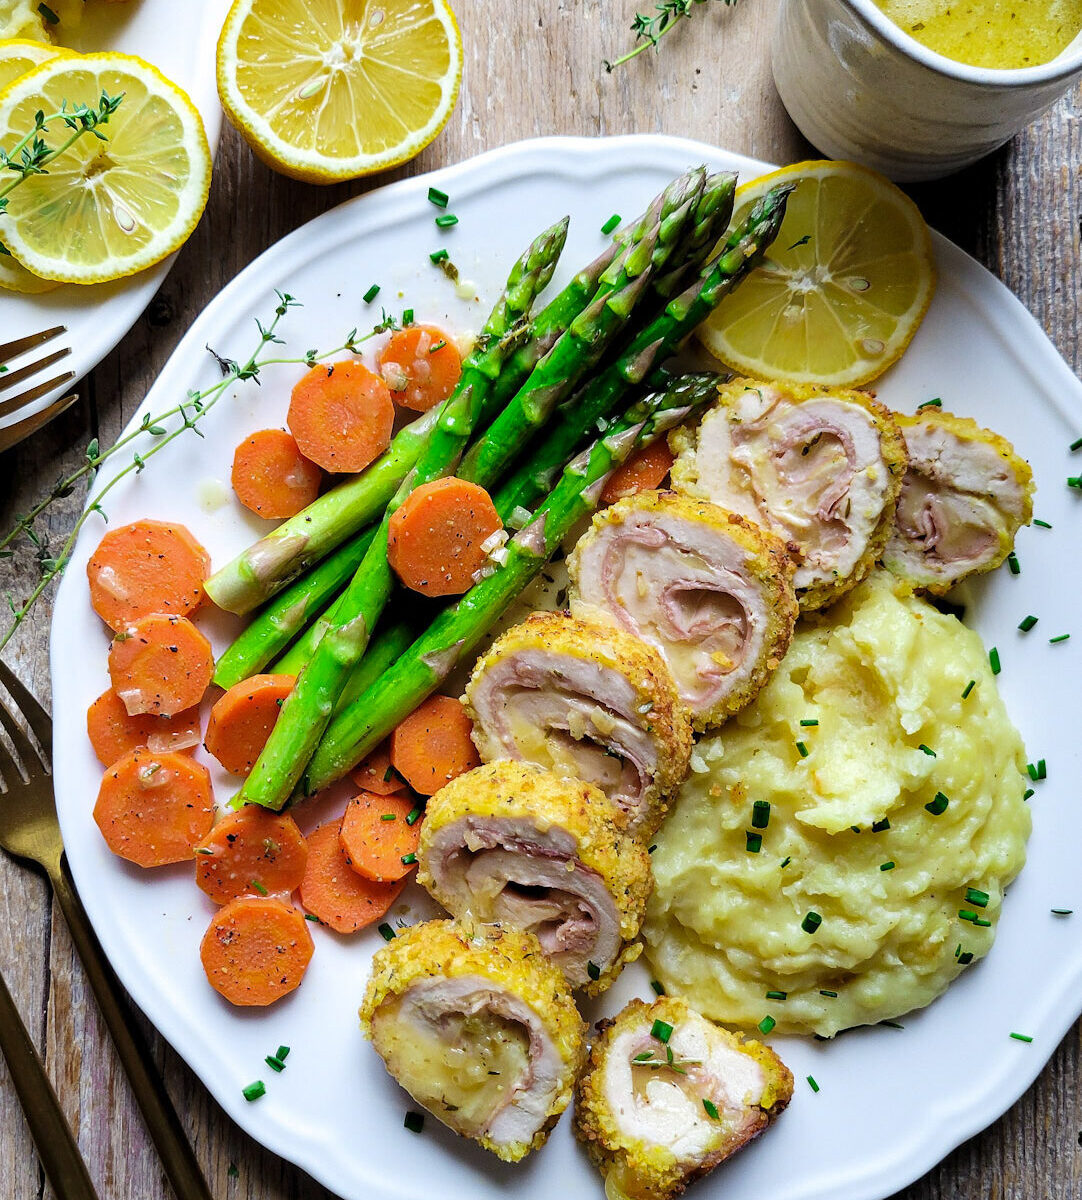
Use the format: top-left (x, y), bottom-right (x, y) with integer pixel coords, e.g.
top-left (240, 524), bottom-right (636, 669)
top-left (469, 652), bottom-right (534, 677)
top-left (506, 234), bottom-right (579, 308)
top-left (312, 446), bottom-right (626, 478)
top-left (0, 967), bottom-right (100, 1200)
top-left (51, 858), bottom-right (215, 1200)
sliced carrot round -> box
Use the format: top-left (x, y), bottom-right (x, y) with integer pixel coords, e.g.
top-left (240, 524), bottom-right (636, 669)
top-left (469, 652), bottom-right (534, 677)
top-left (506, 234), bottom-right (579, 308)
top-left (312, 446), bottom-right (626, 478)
top-left (93, 749), bottom-right (215, 868)
top-left (600, 438), bottom-right (675, 505)
top-left (199, 895), bottom-right (314, 1007)
top-left (107, 614), bottom-right (214, 717)
top-left (390, 694), bottom-right (480, 795)
top-left (287, 361), bottom-right (394, 473)
top-left (340, 790), bottom-right (420, 884)
top-left (387, 476), bottom-right (502, 597)
top-left (378, 325), bottom-right (462, 412)
top-left (349, 739), bottom-right (407, 795)
top-left (204, 673), bottom-right (295, 776)
top-left (86, 688), bottom-right (201, 766)
top-left (87, 519), bottom-right (210, 631)
top-left (231, 428), bottom-right (322, 518)
top-left (299, 820), bottom-right (406, 934)
top-left (195, 806), bottom-right (308, 904)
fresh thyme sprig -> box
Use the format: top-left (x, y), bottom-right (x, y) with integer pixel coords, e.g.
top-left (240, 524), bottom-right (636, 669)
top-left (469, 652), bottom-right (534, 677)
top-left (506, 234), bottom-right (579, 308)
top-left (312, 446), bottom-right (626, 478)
top-left (631, 1047), bottom-right (703, 1075)
top-left (0, 294), bottom-right (397, 652)
top-left (603, 0), bottom-right (740, 72)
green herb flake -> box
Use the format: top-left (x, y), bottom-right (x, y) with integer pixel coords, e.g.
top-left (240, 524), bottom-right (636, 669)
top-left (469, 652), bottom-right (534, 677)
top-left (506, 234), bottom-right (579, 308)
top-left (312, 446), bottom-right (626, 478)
top-left (958, 909), bottom-right (979, 923)
top-left (276, 1045), bottom-right (290, 1061)
top-left (1018, 615), bottom-right (1038, 632)
top-left (38, 2), bottom-right (59, 22)
top-left (779, 856), bottom-right (792, 868)
top-left (600, 213), bottom-right (621, 235)
top-left (587, 961), bottom-right (601, 981)
top-left (917, 397), bottom-right (942, 410)
top-left (1068, 476), bottom-right (1082, 489)
top-left (795, 740), bottom-right (809, 758)
top-left (962, 679), bottom-right (976, 699)
top-left (925, 791), bottom-right (949, 816)
top-left (702, 1098), bottom-right (720, 1119)
top-left (406, 807), bottom-right (423, 826)
top-left (973, 916), bottom-right (992, 927)
top-left (1050, 633), bottom-right (1070, 644)
top-left (758, 1015), bottom-right (776, 1035)
top-left (633, 1051), bottom-right (655, 1062)
top-left (819, 989), bottom-right (838, 998)
top-left (250, 879), bottom-right (268, 896)
top-left (1007, 551), bottom-right (1020, 575)
top-left (435, 213), bottom-right (459, 229)
top-left (1071, 436), bottom-right (1082, 451)
top-left (227, 1163), bottom-right (239, 1179)
top-left (879, 1020), bottom-right (904, 1029)
top-left (402, 308), bottom-right (414, 325)
top-left (427, 186), bottom-right (449, 208)
top-left (1033, 519), bottom-right (1052, 529)
top-left (800, 718), bottom-right (819, 727)
top-left (880, 861), bottom-right (896, 871)
top-left (304, 913), bottom-right (320, 923)
top-left (378, 922), bottom-right (396, 941)
top-left (918, 743), bottom-right (936, 756)
top-left (265, 1055), bottom-right (286, 1073)
top-left (242, 1081), bottom-right (265, 1102)
top-left (429, 340), bottom-right (447, 353)
top-left (872, 818), bottom-right (890, 833)
top-left (801, 911), bottom-right (822, 934)
top-left (965, 888), bottom-right (990, 908)
top-left (362, 284), bottom-right (381, 304)
top-left (429, 248), bottom-right (449, 263)
top-left (806, 1075), bottom-right (820, 1093)
top-left (1023, 788), bottom-right (1034, 801)
top-left (765, 990), bottom-right (787, 1000)
top-left (752, 800), bottom-right (770, 829)
top-left (400, 852), bottom-right (417, 866)
top-left (1051, 908), bottom-right (1073, 916)
top-left (650, 979), bottom-right (665, 995)
top-left (651, 1019), bottom-right (673, 1044)
top-left (957, 951), bottom-right (974, 965)
top-left (989, 647), bottom-right (1001, 675)
top-left (1009, 1032), bottom-right (1034, 1043)
top-left (404, 1110), bottom-right (425, 1133)
top-left (380, 813), bottom-right (396, 822)
top-left (745, 831), bottom-right (763, 853)
top-left (1026, 762), bottom-right (1039, 781)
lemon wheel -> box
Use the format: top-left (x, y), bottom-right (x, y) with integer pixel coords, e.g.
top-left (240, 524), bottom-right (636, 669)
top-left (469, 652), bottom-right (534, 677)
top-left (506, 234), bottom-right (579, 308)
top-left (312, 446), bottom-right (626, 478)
top-left (216, 0), bottom-right (463, 184)
top-left (699, 160), bottom-right (937, 387)
top-left (0, 52), bottom-right (212, 284)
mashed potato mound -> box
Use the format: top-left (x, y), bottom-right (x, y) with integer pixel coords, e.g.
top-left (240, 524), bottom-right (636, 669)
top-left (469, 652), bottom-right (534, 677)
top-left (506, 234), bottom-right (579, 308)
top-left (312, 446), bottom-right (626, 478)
top-left (643, 572), bottom-right (1030, 1037)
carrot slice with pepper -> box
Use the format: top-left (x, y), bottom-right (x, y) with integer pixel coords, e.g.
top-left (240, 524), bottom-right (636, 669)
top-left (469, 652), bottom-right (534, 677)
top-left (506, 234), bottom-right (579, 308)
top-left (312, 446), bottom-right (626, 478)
top-left (350, 739), bottom-right (407, 795)
top-left (300, 819), bottom-right (406, 934)
top-left (231, 428), bottom-right (322, 518)
top-left (340, 790), bottom-right (420, 884)
top-left (199, 895), bottom-right (314, 1007)
top-left (87, 519), bottom-right (210, 632)
top-left (600, 439), bottom-right (675, 505)
top-left (287, 361), bottom-right (394, 473)
top-left (107, 614), bottom-right (214, 717)
top-left (204, 674), bottom-right (295, 776)
top-left (390, 694), bottom-right (480, 795)
top-left (195, 806), bottom-right (308, 904)
top-left (378, 325), bottom-right (462, 412)
top-left (93, 749), bottom-right (215, 867)
top-left (86, 688), bottom-right (200, 766)
top-left (387, 476), bottom-right (502, 596)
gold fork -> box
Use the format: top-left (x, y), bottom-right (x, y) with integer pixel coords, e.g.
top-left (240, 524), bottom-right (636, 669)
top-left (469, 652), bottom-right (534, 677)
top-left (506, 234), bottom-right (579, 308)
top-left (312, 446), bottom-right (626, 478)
top-left (0, 325), bottom-right (76, 420)
top-left (0, 660), bottom-right (214, 1200)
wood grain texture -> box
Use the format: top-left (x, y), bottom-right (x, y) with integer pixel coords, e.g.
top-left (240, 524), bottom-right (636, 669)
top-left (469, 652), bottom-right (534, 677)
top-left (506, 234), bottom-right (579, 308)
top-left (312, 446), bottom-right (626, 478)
top-left (1, 1), bottom-right (1080, 1197)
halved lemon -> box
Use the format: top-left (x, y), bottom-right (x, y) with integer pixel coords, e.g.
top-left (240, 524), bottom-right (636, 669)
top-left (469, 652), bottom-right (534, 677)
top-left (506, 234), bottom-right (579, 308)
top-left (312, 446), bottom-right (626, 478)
top-left (698, 160), bottom-right (937, 387)
top-left (0, 52), bottom-right (211, 284)
top-left (217, 0), bottom-right (463, 184)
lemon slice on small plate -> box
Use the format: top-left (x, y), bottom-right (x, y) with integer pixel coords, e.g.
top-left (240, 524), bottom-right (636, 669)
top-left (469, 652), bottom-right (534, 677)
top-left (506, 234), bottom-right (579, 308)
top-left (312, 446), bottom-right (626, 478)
top-left (699, 160), bottom-right (937, 387)
top-left (216, 0), bottom-right (463, 183)
top-left (0, 51), bottom-right (212, 284)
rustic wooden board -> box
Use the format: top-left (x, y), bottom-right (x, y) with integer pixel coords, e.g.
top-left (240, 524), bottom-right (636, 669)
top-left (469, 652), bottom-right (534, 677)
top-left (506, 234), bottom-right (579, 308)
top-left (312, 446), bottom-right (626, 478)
top-left (1, 2), bottom-right (1080, 1197)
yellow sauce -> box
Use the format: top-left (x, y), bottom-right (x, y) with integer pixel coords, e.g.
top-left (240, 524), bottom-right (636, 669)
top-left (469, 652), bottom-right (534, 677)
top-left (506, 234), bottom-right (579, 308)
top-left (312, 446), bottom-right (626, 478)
top-left (872, 0), bottom-right (1082, 67)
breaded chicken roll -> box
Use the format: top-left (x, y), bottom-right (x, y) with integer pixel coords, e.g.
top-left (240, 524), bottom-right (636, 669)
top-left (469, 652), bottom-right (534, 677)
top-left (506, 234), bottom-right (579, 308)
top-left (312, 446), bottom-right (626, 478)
top-left (883, 408), bottom-right (1033, 593)
top-left (361, 919), bottom-right (586, 1162)
top-left (574, 996), bottom-right (793, 1200)
top-left (417, 761), bottom-right (652, 993)
top-left (568, 491), bottom-right (797, 730)
top-left (464, 611), bottom-right (692, 838)
top-left (670, 378), bottom-right (907, 610)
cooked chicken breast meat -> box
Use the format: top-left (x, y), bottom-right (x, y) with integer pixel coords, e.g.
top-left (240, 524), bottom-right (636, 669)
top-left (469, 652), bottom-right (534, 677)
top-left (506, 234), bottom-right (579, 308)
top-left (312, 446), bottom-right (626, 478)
top-left (670, 378), bottom-right (907, 610)
top-left (418, 761), bottom-right (652, 994)
top-left (882, 408), bottom-right (1034, 593)
top-left (568, 491), bottom-right (798, 730)
top-left (360, 918), bottom-right (586, 1162)
top-left (573, 996), bottom-right (793, 1200)
top-left (464, 611), bottom-right (692, 838)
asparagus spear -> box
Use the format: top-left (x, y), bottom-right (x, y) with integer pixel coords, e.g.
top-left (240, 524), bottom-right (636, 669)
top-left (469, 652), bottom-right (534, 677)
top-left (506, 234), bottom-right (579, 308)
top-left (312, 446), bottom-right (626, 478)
top-left (494, 182), bottom-right (794, 517)
top-left (302, 373), bottom-right (722, 795)
top-left (236, 218), bottom-right (570, 811)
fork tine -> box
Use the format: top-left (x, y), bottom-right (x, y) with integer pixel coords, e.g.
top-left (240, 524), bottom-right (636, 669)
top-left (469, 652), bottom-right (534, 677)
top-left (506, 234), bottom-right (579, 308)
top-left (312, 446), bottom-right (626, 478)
top-left (0, 661), bottom-right (51, 757)
top-left (0, 347), bottom-right (72, 393)
top-left (0, 392), bottom-right (79, 455)
top-left (0, 691), bottom-right (45, 776)
top-left (0, 370), bottom-right (78, 421)
top-left (0, 325), bottom-right (66, 367)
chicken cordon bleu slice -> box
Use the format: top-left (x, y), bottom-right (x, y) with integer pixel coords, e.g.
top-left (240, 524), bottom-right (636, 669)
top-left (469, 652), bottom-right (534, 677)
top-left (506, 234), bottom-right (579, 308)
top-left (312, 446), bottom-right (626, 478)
top-left (417, 761), bottom-right (652, 993)
top-left (568, 491), bottom-right (798, 730)
top-left (360, 918), bottom-right (586, 1162)
top-left (883, 407), bottom-right (1034, 593)
top-left (670, 378), bottom-right (907, 610)
top-left (574, 996), bottom-right (793, 1200)
top-left (464, 611), bottom-right (692, 838)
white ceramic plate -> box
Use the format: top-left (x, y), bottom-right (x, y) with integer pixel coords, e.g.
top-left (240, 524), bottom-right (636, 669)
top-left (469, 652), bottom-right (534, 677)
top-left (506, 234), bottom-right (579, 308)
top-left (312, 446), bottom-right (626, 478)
top-left (0, 0), bottom-right (227, 436)
top-left (50, 136), bottom-right (1082, 1200)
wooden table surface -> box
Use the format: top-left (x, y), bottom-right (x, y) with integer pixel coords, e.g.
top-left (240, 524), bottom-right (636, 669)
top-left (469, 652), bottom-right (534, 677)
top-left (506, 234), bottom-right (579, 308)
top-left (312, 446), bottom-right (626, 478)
top-left (1, 2), bottom-right (1080, 1198)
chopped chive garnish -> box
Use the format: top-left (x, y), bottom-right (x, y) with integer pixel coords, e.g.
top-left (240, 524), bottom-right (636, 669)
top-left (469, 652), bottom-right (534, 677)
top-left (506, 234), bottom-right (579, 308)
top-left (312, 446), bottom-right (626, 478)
top-left (435, 213), bottom-right (458, 228)
top-left (265, 1055), bottom-right (286, 1073)
top-left (1007, 551), bottom-right (1020, 575)
top-left (780, 856), bottom-right (791, 868)
top-left (872, 818), bottom-right (890, 833)
top-left (1037, 759), bottom-right (1046, 779)
top-left (404, 1110), bottom-right (425, 1132)
top-left (402, 308), bottom-right (414, 325)
top-left (651, 1019), bottom-right (673, 1044)
top-left (429, 248), bottom-right (449, 263)
top-left (650, 979), bottom-right (665, 995)
top-left (1009, 1032), bottom-right (1033, 1043)
top-left (926, 791), bottom-right (949, 816)
top-left (879, 1020), bottom-right (904, 1029)
top-left (802, 911), bottom-right (822, 934)
top-left (380, 813), bottom-right (396, 821)
top-left (1068, 476), bottom-right (1082, 488)
top-left (363, 284), bottom-right (380, 304)
top-left (1072, 436), bottom-right (1082, 451)
top-left (378, 922), bottom-right (396, 941)
top-left (227, 1163), bottom-right (239, 1179)
top-left (819, 989), bottom-right (838, 997)
top-left (382, 765), bottom-right (395, 782)
top-left (752, 800), bottom-right (771, 829)
top-left (966, 887), bottom-right (990, 908)
top-left (1034, 518), bottom-right (1052, 529)
top-left (973, 916), bottom-right (992, 927)
top-left (917, 397), bottom-right (942, 409)
top-left (400, 852), bottom-right (417, 866)
top-left (38, 2), bottom-right (59, 22)
top-left (850, 825), bottom-right (861, 834)
top-left (648, 844), bottom-right (657, 854)
top-left (1050, 633), bottom-right (1070, 644)
top-left (989, 647), bottom-right (1001, 674)
top-left (406, 807), bottom-right (422, 826)
top-left (587, 961), bottom-right (601, 981)
top-left (796, 740), bottom-right (809, 758)
top-left (250, 879), bottom-right (268, 895)
top-left (958, 909), bottom-right (979, 922)
top-left (1026, 762), bottom-right (1038, 781)
top-left (918, 743), bottom-right (936, 756)
top-left (880, 861), bottom-right (895, 871)
top-left (633, 1051), bottom-right (654, 1062)
top-left (1052, 908), bottom-right (1073, 916)
top-left (702, 1098), bottom-right (720, 1119)
top-left (745, 831), bottom-right (763, 853)
top-left (1023, 788), bottom-right (1034, 800)
top-left (957, 951), bottom-right (974, 965)
top-left (758, 1015), bottom-right (776, 1034)
top-left (428, 339), bottom-right (447, 353)
top-left (800, 718), bottom-right (819, 727)
top-left (1018, 615), bottom-right (1038, 632)
top-left (600, 213), bottom-right (621, 235)
top-left (806, 1075), bottom-right (820, 1092)
top-left (242, 1081), bottom-right (265, 1102)
top-left (304, 913), bottom-right (320, 922)
top-left (427, 186), bottom-right (449, 208)
top-left (766, 990), bottom-right (787, 1000)
top-left (962, 679), bottom-right (976, 699)
top-left (276, 1045), bottom-right (290, 1061)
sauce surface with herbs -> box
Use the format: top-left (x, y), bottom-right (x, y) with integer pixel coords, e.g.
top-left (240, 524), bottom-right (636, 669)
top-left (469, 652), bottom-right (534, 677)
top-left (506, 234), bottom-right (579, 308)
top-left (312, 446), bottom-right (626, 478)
top-left (872, 0), bottom-right (1082, 68)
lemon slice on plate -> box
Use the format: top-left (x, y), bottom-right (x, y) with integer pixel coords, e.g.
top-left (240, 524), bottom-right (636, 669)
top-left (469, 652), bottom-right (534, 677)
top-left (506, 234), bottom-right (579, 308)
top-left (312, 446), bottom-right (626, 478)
top-left (0, 52), bottom-right (212, 284)
top-left (698, 160), bottom-right (937, 387)
top-left (216, 0), bottom-right (463, 183)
